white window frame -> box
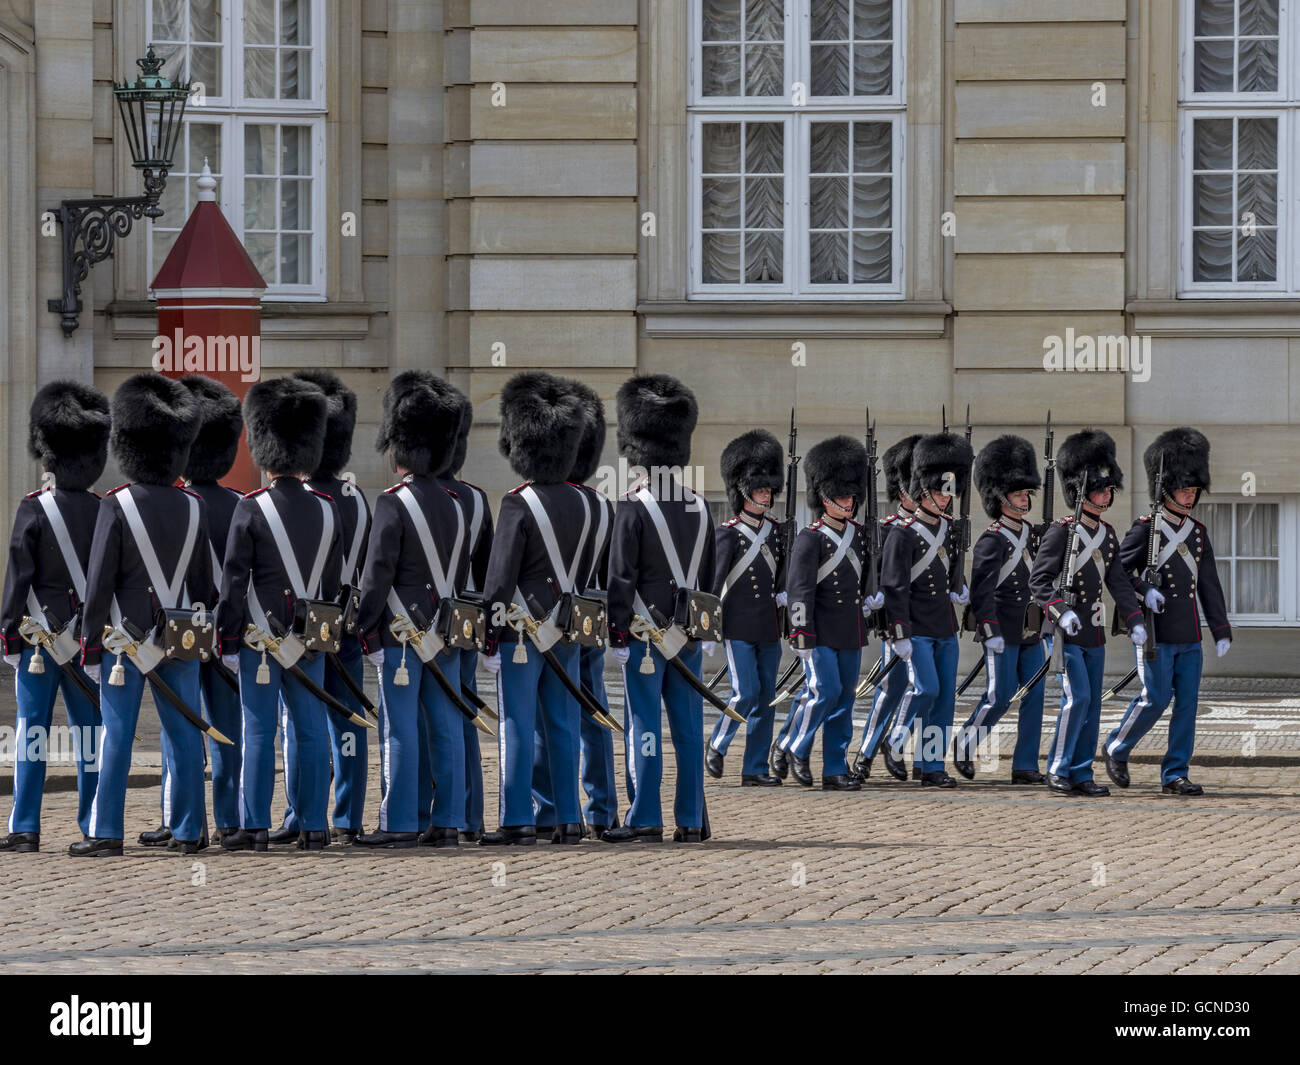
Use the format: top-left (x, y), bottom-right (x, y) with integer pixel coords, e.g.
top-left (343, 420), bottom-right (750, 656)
top-left (1199, 494), bottom-right (1298, 625)
top-left (145, 0), bottom-right (327, 300)
top-left (1178, 0), bottom-right (1299, 296)
top-left (687, 0), bottom-right (906, 300)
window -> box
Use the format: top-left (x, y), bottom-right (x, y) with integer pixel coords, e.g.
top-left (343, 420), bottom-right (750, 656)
top-left (1199, 497), bottom-right (1300, 623)
top-left (147, 0), bottom-right (325, 297)
top-left (1180, 0), bottom-right (1298, 294)
top-left (688, 0), bottom-right (904, 298)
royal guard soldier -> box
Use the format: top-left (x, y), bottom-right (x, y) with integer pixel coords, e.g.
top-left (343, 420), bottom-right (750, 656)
top-left (953, 435), bottom-right (1047, 783)
top-left (776, 436), bottom-right (879, 790)
top-left (705, 430), bottom-right (786, 787)
top-left (879, 432), bottom-right (974, 787)
top-left (478, 373), bottom-right (590, 847)
top-left (218, 377), bottom-right (344, 851)
top-left (1029, 429), bottom-right (1145, 797)
top-left (438, 389), bottom-right (493, 843)
top-left (263, 370), bottom-right (372, 846)
top-left (530, 379), bottom-right (622, 837)
top-left (354, 371), bottom-right (465, 848)
top-left (1104, 428), bottom-right (1231, 796)
top-left (0, 382), bottom-right (110, 853)
top-left (850, 433), bottom-right (921, 779)
top-left (605, 375), bottom-right (716, 844)
top-left (72, 374), bottom-right (213, 857)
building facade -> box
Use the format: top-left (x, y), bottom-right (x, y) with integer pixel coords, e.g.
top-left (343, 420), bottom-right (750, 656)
top-left (1, 0), bottom-right (1296, 674)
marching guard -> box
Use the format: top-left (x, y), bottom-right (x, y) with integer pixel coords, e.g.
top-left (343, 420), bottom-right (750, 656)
top-left (1103, 429), bottom-right (1231, 795)
top-left (1029, 430), bottom-right (1145, 797)
top-left (440, 389), bottom-right (493, 842)
top-left (269, 370), bottom-right (371, 845)
top-left (355, 371), bottom-right (466, 848)
top-left (218, 377), bottom-right (344, 851)
top-left (705, 430), bottom-right (785, 787)
top-left (953, 435), bottom-right (1046, 783)
top-left (879, 432), bottom-right (974, 787)
top-left (480, 372), bottom-right (591, 846)
top-left (606, 374), bottom-right (716, 843)
top-left (1, 382), bottom-right (110, 853)
top-left (73, 374), bottom-right (213, 856)
top-left (851, 433), bottom-right (921, 779)
top-left (530, 379), bottom-right (623, 837)
top-left (777, 436), bottom-right (877, 790)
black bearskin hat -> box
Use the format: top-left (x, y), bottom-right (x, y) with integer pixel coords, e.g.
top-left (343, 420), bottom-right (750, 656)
top-left (563, 378), bottom-right (606, 485)
top-left (616, 374), bottom-right (698, 471)
top-left (804, 435), bottom-right (867, 516)
top-left (498, 371), bottom-right (585, 484)
top-left (292, 370), bottom-right (357, 479)
top-left (883, 434), bottom-right (921, 503)
top-left (720, 429), bottom-right (784, 515)
top-left (909, 432), bottom-right (974, 500)
top-left (178, 375), bottom-right (243, 484)
top-left (438, 389), bottom-right (472, 479)
top-left (28, 380), bottom-right (111, 492)
top-left (244, 376), bottom-right (327, 477)
top-left (1057, 428), bottom-right (1123, 506)
top-left (974, 434), bottom-right (1041, 520)
top-left (110, 373), bottom-right (201, 486)
top-left (1145, 427), bottom-right (1210, 502)
top-left (376, 370), bottom-right (463, 478)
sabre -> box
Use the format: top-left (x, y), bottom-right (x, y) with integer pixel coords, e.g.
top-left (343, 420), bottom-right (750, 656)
top-left (507, 599), bottom-right (621, 732)
top-left (634, 607), bottom-right (747, 724)
top-left (18, 615), bottom-right (100, 709)
top-left (956, 656), bottom-right (986, 698)
top-left (770, 656), bottom-right (805, 706)
top-left (855, 650), bottom-right (905, 699)
top-left (459, 682), bottom-right (500, 722)
top-left (244, 622), bottom-right (375, 730)
top-left (326, 651), bottom-right (379, 720)
top-left (1101, 666), bottom-right (1138, 702)
top-left (388, 609), bottom-right (495, 736)
top-left (103, 622), bottom-right (234, 745)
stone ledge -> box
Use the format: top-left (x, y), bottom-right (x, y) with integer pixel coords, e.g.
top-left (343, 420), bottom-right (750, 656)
top-left (105, 300), bottom-right (379, 341)
top-left (638, 301), bottom-right (952, 338)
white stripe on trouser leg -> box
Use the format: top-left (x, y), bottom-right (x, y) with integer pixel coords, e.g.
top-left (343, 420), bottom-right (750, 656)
top-left (1107, 643), bottom-right (1151, 756)
top-left (161, 758), bottom-right (173, 827)
top-left (1050, 667), bottom-right (1075, 778)
top-left (278, 698), bottom-right (291, 807)
top-left (714, 640), bottom-right (742, 750)
top-left (9, 667), bottom-right (18, 833)
top-left (966, 648), bottom-right (998, 755)
top-left (860, 644), bottom-right (891, 755)
top-left (888, 658), bottom-right (918, 754)
top-left (377, 668), bottom-right (391, 831)
top-left (496, 668), bottom-right (508, 822)
top-left (621, 662), bottom-right (637, 793)
top-left (237, 678), bottom-right (248, 828)
top-left (790, 657), bottom-right (820, 752)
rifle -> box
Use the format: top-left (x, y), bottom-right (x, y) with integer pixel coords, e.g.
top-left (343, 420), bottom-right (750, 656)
top-left (1036, 411), bottom-right (1056, 550)
top-left (777, 407), bottom-right (800, 634)
top-left (862, 407), bottom-right (881, 624)
top-left (950, 404), bottom-right (973, 595)
top-left (1141, 453), bottom-right (1165, 662)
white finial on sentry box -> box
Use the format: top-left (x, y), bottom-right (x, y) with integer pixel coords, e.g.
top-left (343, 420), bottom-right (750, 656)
top-left (196, 159), bottom-right (217, 202)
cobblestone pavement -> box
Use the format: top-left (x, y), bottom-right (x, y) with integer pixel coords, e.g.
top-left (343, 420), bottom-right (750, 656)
top-left (3, 722), bottom-right (1299, 973)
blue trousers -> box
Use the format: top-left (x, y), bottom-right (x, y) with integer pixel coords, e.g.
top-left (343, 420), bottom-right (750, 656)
top-left (956, 641), bottom-right (1046, 772)
top-left (1048, 643), bottom-right (1106, 784)
top-left (621, 641), bottom-right (704, 829)
top-left (461, 647), bottom-right (484, 833)
top-left (1106, 642), bottom-right (1203, 784)
top-left (533, 643), bottom-right (619, 828)
top-left (89, 656), bottom-right (205, 842)
top-left (497, 640), bottom-right (581, 827)
top-left (709, 639), bottom-right (782, 777)
top-left (408, 647), bottom-right (466, 831)
top-left (886, 635), bottom-right (960, 774)
top-left (198, 660), bottom-right (243, 829)
top-left (774, 678), bottom-right (808, 748)
top-left (238, 648), bottom-right (330, 832)
top-left (786, 646), bottom-right (862, 776)
top-left (278, 642), bottom-right (368, 832)
top-left (8, 647), bottom-right (101, 836)
top-left (373, 645), bottom-right (423, 833)
top-left (856, 641), bottom-right (911, 760)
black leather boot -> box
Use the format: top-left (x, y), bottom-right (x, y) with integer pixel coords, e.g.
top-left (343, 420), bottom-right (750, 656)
top-left (297, 830), bottom-right (331, 850)
top-left (68, 837), bottom-right (124, 857)
top-left (355, 829), bottom-right (420, 848)
top-left (0, 832), bottom-right (39, 853)
top-left (220, 828), bottom-right (269, 852)
top-left (479, 825), bottom-right (536, 846)
top-left (138, 824), bottom-right (171, 847)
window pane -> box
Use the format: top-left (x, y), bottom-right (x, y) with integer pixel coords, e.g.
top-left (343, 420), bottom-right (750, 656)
top-left (810, 176), bottom-right (848, 228)
top-left (703, 123), bottom-right (741, 173)
top-left (745, 0), bottom-right (782, 41)
top-left (1237, 36), bottom-right (1278, 92)
top-left (1199, 503), bottom-right (1233, 548)
top-left (702, 177), bottom-right (741, 228)
top-left (189, 122), bottom-right (222, 173)
top-left (811, 44), bottom-right (849, 95)
top-left (281, 48), bottom-right (310, 100)
top-left (745, 176), bottom-right (783, 228)
top-left (245, 46), bottom-right (276, 97)
top-left (1195, 0), bottom-right (1235, 36)
top-left (852, 230), bottom-right (892, 282)
top-left (745, 122), bottom-right (783, 172)
top-left (245, 0), bottom-right (276, 44)
top-left (245, 232), bottom-right (277, 284)
top-left (245, 178), bottom-right (276, 229)
top-left (190, 0), bottom-right (221, 42)
top-left (702, 232), bottom-right (741, 283)
top-left (854, 0), bottom-right (892, 40)
top-left (852, 176), bottom-right (891, 228)
top-left (1237, 561), bottom-right (1278, 612)
top-left (157, 177), bottom-right (186, 224)
top-left (853, 121), bottom-right (891, 172)
top-left (853, 43), bottom-right (891, 96)
top-left (1236, 228), bottom-right (1276, 280)
top-left (1237, 117), bottom-right (1276, 169)
top-left (153, 0), bottom-right (186, 39)
top-left (1193, 119), bottom-right (1233, 169)
top-left (1194, 38), bottom-right (1234, 92)
top-left (1236, 502), bottom-right (1278, 555)
top-left (811, 0), bottom-right (849, 40)
top-left (1238, 171), bottom-right (1277, 225)
top-left (703, 0), bottom-right (741, 40)
top-left (281, 125), bottom-right (309, 174)
top-left (702, 44), bottom-right (742, 96)
top-left (1192, 173), bottom-right (1233, 225)
top-left (280, 178), bottom-right (311, 230)
top-left (280, 233), bottom-right (311, 284)
top-left (245, 124), bottom-right (275, 174)
top-left (744, 44), bottom-right (783, 96)
top-left (810, 231), bottom-right (848, 283)
top-left (1238, 0), bottom-right (1279, 36)
top-left (1193, 229), bottom-right (1233, 281)
top-left (282, 0), bottom-right (311, 45)
top-left (744, 231), bottom-right (782, 282)
top-left (810, 122), bottom-right (848, 173)
top-left (190, 44), bottom-right (221, 96)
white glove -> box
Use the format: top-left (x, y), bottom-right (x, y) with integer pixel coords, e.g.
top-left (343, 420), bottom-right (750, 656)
top-left (775, 591), bottom-right (788, 608)
top-left (1144, 587), bottom-right (1166, 613)
top-left (864, 591), bottom-right (885, 612)
top-left (84, 663), bottom-right (101, 685)
top-left (1130, 623), bottom-right (1147, 647)
top-left (793, 646), bottom-right (813, 661)
top-left (366, 649), bottom-right (385, 671)
top-left (949, 585), bottom-right (970, 606)
top-left (611, 647), bottom-right (630, 666)
top-left (1216, 638), bottom-right (1231, 658)
top-left (481, 652), bottom-right (501, 674)
top-left (985, 636), bottom-right (1005, 655)
top-left (700, 641), bottom-right (717, 657)
top-left (3, 653), bottom-right (19, 671)
top-left (890, 638), bottom-right (912, 661)
top-left (1058, 610), bottom-right (1082, 636)
top-left (221, 654), bottom-right (239, 673)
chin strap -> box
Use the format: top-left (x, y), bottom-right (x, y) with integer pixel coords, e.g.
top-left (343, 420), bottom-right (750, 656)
top-left (1001, 492), bottom-right (1031, 515)
top-left (1163, 490), bottom-right (1197, 517)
